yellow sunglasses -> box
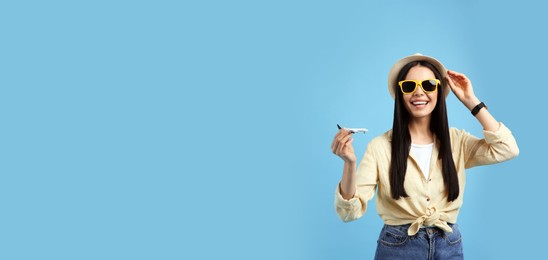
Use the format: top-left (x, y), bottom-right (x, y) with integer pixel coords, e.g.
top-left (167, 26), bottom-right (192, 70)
top-left (398, 79), bottom-right (440, 94)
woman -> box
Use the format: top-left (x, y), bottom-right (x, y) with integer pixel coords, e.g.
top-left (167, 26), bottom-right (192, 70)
top-left (330, 53), bottom-right (519, 259)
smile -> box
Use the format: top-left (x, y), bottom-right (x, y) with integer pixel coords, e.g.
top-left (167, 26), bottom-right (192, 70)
top-left (411, 101), bottom-right (429, 107)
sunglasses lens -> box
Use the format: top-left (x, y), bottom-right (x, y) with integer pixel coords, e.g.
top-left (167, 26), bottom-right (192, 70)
top-left (401, 81), bottom-right (416, 93)
top-left (422, 80), bottom-right (438, 92)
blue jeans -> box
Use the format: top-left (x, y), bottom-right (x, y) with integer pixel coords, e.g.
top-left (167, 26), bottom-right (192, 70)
top-left (374, 223), bottom-right (464, 260)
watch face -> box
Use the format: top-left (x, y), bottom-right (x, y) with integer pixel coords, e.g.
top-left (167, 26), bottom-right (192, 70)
top-left (472, 102), bottom-right (486, 116)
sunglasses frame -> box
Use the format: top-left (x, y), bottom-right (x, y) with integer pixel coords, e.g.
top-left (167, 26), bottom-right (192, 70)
top-left (398, 79), bottom-right (440, 94)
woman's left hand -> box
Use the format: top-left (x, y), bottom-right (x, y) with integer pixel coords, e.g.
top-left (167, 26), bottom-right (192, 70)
top-left (446, 70), bottom-right (479, 109)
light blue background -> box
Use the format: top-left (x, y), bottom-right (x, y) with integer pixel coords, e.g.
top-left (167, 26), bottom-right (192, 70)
top-left (1, 1), bottom-right (546, 259)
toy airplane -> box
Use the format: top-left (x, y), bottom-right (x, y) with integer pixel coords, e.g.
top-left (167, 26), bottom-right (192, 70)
top-left (337, 124), bottom-right (368, 134)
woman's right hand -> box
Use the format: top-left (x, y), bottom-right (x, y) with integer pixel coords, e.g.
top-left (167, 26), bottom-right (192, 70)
top-left (331, 129), bottom-right (356, 164)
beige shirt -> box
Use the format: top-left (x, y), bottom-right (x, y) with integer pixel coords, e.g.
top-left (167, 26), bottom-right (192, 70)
top-left (334, 123), bottom-right (519, 236)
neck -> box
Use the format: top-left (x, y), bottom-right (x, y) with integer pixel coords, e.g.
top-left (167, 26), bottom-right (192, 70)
top-left (408, 116), bottom-right (433, 145)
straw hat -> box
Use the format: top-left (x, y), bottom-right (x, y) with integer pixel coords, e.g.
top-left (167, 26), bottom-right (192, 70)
top-left (387, 53), bottom-right (450, 99)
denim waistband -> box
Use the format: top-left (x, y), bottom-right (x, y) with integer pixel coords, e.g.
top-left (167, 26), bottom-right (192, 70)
top-left (384, 223), bottom-right (456, 235)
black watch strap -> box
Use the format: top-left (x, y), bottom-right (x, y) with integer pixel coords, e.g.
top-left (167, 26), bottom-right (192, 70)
top-left (471, 102), bottom-right (487, 116)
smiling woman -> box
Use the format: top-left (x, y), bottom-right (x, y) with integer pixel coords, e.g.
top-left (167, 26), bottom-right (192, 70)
top-left (330, 53), bottom-right (519, 259)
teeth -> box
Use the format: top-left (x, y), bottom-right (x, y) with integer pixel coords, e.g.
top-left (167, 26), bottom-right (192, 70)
top-left (413, 101), bottom-right (427, 105)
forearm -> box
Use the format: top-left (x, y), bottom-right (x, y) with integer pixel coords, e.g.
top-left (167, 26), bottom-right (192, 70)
top-left (463, 97), bottom-right (499, 132)
top-left (339, 161), bottom-right (357, 200)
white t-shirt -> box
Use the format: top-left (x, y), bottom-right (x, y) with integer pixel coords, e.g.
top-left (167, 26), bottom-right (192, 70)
top-left (410, 143), bottom-right (434, 179)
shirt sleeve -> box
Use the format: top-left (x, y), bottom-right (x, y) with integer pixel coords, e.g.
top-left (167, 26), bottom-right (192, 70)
top-left (463, 122), bottom-right (520, 169)
top-left (334, 141), bottom-right (379, 222)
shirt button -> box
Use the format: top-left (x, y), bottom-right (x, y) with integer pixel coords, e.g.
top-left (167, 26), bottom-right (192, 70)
top-left (429, 179), bottom-right (432, 182)
top-left (427, 197), bottom-right (431, 202)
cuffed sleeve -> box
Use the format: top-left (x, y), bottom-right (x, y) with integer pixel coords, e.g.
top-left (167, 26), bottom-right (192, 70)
top-left (334, 141), bottom-right (379, 222)
top-left (463, 122), bottom-right (519, 169)
top-left (334, 184), bottom-right (364, 222)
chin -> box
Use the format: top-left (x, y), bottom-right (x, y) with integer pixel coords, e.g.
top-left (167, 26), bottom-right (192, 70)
top-left (409, 109), bottom-right (434, 118)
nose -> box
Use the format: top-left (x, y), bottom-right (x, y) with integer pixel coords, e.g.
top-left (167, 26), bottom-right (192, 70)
top-left (413, 83), bottom-right (425, 96)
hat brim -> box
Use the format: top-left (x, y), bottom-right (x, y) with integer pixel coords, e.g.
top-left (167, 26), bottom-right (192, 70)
top-left (388, 53), bottom-right (450, 99)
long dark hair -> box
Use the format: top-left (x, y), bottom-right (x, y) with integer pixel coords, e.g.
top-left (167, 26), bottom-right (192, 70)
top-left (389, 61), bottom-right (459, 202)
